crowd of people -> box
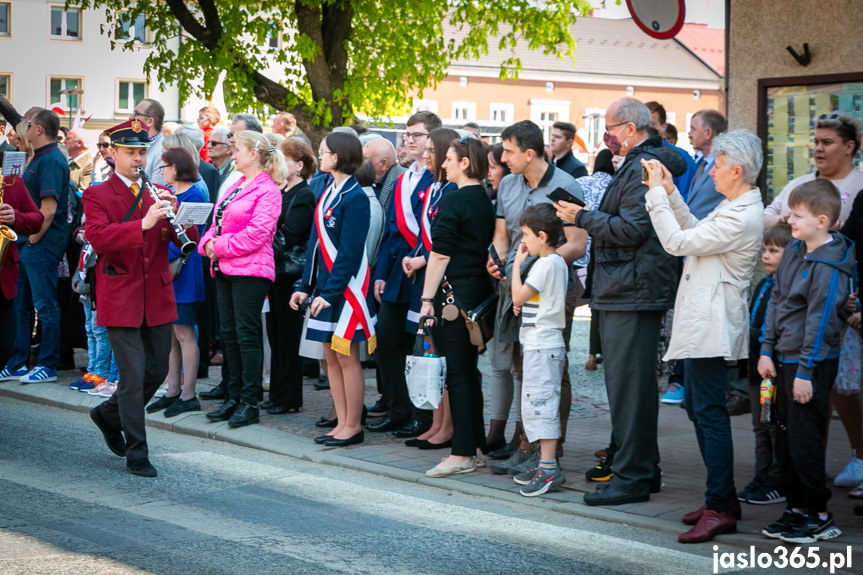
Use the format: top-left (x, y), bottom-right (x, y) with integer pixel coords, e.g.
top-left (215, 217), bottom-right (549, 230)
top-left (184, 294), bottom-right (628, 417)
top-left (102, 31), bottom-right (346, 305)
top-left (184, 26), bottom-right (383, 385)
top-left (1, 92), bottom-right (863, 547)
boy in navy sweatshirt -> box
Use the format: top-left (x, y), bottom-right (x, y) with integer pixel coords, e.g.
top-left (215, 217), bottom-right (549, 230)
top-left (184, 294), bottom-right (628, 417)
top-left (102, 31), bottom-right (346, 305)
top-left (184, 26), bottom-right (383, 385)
top-left (758, 179), bottom-right (855, 544)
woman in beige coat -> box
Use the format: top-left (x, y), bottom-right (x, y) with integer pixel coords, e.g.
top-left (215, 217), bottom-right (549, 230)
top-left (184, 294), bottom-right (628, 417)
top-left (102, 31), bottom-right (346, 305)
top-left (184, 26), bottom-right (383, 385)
top-left (642, 129), bottom-right (764, 545)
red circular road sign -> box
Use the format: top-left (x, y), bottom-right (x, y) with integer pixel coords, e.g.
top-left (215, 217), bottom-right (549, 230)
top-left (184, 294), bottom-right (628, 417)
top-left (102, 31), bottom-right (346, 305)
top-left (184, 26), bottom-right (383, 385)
top-left (626, 0), bottom-right (686, 40)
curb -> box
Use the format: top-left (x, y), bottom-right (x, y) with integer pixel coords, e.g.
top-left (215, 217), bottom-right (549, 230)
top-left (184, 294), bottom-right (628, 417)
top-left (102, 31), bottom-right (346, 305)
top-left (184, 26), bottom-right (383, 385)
top-left (1, 380), bottom-right (850, 553)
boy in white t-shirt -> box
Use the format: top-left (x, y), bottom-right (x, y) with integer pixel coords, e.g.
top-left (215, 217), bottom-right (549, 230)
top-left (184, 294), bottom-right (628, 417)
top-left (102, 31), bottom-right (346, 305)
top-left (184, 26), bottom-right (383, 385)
top-left (511, 203), bottom-right (569, 497)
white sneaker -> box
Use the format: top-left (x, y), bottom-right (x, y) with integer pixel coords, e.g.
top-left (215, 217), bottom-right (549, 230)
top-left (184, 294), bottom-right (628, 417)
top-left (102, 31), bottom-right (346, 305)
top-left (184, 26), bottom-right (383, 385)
top-left (96, 382), bottom-right (118, 397)
top-left (834, 450), bottom-right (863, 487)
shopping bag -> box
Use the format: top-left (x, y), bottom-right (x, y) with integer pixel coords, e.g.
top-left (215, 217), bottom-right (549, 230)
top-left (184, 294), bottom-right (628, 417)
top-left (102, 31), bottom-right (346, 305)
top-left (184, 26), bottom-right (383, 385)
top-left (405, 315), bottom-right (446, 410)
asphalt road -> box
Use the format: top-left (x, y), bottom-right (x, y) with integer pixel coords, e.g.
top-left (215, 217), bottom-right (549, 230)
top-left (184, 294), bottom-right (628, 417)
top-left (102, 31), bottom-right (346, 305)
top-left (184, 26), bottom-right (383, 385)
top-left (0, 397), bottom-right (847, 575)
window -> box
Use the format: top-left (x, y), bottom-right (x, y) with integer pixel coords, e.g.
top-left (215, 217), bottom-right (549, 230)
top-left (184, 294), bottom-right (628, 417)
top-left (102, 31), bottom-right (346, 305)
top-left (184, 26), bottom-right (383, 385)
top-left (412, 99), bottom-right (438, 114)
top-left (50, 6), bottom-right (80, 39)
top-left (262, 31), bottom-right (279, 50)
top-left (0, 3), bottom-right (10, 37)
top-left (489, 103), bottom-right (514, 124)
top-left (118, 80), bottom-right (145, 112)
top-left (582, 108), bottom-right (606, 152)
top-left (451, 101), bottom-right (476, 122)
top-left (49, 77), bottom-right (82, 111)
top-left (530, 99), bottom-right (570, 144)
top-left (119, 12), bottom-right (146, 43)
top-left (0, 73), bottom-right (9, 101)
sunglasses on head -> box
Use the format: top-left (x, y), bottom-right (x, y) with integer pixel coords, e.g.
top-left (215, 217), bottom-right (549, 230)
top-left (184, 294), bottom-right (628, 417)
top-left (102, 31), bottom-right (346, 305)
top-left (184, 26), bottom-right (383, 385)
top-left (819, 112), bottom-right (844, 121)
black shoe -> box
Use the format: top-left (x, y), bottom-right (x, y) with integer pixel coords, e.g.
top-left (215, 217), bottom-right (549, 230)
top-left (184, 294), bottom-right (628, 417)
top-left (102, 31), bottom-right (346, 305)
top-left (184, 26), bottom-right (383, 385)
top-left (268, 405), bottom-right (300, 415)
top-left (325, 431), bottom-right (364, 447)
top-left (488, 443), bottom-right (516, 460)
top-left (650, 466), bottom-right (663, 494)
top-left (206, 398), bottom-right (238, 422)
top-left (393, 419), bottom-right (431, 438)
top-left (585, 461), bottom-right (614, 481)
top-left (405, 438), bottom-right (421, 447)
top-left (316, 416), bottom-right (338, 428)
top-left (314, 376), bottom-right (330, 391)
top-left (314, 434), bottom-right (333, 444)
top-left (259, 401), bottom-right (275, 410)
top-left (200, 386), bottom-right (228, 401)
top-left (126, 457), bottom-right (158, 477)
top-left (146, 394), bottom-right (179, 414)
top-left (417, 439), bottom-right (452, 450)
top-left (365, 416), bottom-right (407, 433)
top-left (584, 484), bottom-right (649, 506)
top-left (164, 397), bottom-right (201, 418)
top-left (90, 405), bottom-right (125, 457)
top-left (726, 395), bottom-right (751, 416)
top-left (737, 477), bottom-right (764, 502)
top-left (366, 399), bottom-right (389, 418)
top-left (228, 401), bottom-right (260, 428)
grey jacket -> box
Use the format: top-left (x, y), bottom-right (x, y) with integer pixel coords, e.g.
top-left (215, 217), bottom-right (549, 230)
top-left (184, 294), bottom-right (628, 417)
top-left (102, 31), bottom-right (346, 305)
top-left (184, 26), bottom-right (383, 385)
top-left (761, 229), bottom-right (855, 379)
top-left (576, 135), bottom-right (687, 311)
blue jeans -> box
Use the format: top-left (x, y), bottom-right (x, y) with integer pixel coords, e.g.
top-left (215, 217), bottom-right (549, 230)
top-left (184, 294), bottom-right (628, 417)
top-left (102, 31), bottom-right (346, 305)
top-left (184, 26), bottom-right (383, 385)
top-left (683, 357), bottom-right (736, 511)
top-left (5, 244), bottom-right (61, 371)
top-left (82, 302), bottom-right (116, 379)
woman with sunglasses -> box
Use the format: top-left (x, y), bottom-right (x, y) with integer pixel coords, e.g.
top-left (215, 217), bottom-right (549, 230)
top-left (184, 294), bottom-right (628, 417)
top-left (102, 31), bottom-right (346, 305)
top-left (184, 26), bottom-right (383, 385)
top-left (419, 137), bottom-right (495, 477)
top-left (145, 147), bottom-right (208, 417)
top-left (401, 127), bottom-right (459, 450)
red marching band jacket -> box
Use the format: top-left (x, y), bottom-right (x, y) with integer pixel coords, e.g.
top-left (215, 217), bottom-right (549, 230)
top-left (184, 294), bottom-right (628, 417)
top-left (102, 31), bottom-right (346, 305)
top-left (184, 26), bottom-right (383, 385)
top-left (0, 176), bottom-right (44, 300)
top-left (82, 173), bottom-right (198, 328)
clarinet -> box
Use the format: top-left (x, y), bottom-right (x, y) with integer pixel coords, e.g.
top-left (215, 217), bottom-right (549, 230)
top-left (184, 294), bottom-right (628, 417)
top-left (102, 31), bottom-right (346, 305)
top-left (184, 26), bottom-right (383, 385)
top-left (136, 167), bottom-right (197, 256)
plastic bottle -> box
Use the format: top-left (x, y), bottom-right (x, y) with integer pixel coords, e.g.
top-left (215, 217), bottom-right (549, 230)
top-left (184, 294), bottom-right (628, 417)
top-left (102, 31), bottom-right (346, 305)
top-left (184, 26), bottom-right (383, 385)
top-left (423, 340), bottom-right (437, 358)
top-left (760, 378), bottom-right (774, 424)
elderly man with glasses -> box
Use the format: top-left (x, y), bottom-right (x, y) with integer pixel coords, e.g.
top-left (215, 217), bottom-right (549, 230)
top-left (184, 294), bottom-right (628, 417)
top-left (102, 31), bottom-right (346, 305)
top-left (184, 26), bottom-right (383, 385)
top-left (130, 98), bottom-right (167, 185)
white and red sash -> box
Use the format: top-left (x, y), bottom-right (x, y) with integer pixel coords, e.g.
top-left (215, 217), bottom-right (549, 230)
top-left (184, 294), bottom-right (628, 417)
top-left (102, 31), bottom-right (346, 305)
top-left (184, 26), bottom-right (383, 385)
top-left (419, 183), bottom-right (437, 253)
top-left (315, 182), bottom-right (377, 356)
top-left (393, 172), bottom-right (420, 250)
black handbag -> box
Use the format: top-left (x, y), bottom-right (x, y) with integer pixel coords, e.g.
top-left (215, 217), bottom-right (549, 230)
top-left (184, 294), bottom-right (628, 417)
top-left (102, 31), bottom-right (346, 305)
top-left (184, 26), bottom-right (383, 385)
top-left (272, 189), bottom-right (307, 282)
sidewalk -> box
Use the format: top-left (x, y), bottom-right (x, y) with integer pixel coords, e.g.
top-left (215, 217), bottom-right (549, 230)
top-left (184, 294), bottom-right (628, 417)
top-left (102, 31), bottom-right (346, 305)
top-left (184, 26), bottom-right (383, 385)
top-left (3, 321), bottom-right (863, 554)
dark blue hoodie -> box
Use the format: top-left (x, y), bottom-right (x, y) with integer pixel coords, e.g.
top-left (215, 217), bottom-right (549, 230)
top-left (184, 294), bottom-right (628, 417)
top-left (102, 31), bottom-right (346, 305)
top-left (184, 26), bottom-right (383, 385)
top-left (761, 229), bottom-right (856, 379)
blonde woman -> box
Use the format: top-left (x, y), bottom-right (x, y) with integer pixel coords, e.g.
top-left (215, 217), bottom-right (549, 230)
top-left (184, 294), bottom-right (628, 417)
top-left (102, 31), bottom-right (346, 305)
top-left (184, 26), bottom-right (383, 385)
top-left (199, 130), bottom-right (286, 428)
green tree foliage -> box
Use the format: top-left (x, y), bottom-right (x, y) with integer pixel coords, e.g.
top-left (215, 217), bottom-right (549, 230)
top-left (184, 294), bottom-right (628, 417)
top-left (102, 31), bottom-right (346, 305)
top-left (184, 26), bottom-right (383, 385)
top-left (77, 0), bottom-right (592, 143)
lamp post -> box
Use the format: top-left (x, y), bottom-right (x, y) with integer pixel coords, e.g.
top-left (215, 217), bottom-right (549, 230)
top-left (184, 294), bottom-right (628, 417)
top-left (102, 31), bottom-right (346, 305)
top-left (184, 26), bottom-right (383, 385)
top-left (59, 86), bottom-right (84, 128)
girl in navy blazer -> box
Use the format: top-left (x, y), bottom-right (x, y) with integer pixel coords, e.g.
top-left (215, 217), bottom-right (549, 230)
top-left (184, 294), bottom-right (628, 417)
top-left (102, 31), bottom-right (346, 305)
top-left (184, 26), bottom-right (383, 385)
top-left (292, 132), bottom-right (376, 447)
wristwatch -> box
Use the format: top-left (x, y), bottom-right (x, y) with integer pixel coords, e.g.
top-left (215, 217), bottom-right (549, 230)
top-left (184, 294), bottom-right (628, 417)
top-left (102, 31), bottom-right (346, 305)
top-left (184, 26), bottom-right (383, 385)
top-left (421, 297), bottom-right (434, 303)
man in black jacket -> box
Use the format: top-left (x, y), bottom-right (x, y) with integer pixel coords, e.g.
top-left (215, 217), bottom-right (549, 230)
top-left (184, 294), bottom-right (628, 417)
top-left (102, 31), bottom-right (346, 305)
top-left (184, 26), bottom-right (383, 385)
top-left (556, 98), bottom-right (686, 506)
top-left (550, 121), bottom-right (588, 179)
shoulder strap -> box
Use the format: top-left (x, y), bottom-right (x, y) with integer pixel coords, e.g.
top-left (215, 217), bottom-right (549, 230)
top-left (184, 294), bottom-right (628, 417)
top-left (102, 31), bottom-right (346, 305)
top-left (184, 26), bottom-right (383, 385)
top-left (121, 183), bottom-right (145, 223)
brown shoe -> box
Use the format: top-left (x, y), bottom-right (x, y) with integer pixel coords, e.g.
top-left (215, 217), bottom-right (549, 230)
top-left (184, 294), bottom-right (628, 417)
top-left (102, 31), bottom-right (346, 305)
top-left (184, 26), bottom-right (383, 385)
top-left (678, 509), bottom-right (737, 543)
top-left (682, 499), bottom-right (742, 525)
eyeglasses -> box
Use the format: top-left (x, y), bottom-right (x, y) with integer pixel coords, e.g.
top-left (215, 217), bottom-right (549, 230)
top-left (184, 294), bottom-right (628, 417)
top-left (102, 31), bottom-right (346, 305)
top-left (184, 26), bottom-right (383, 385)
top-left (207, 141), bottom-right (227, 147)
top-left (422, 147), bottom-right (435, 155)
top-left (403, 132), bottom-right (429, 141)
top-left (228, 132), bottom-right (235, 140)
top-left (318, 150), bottom-right (335, 156)
top-left (604, 122), bottom-right (628, 134)
top-left (97, 142), bottom-right (111, 148)
top-left (130, 110), bottom-right (153, 119)
top-left (158, 164), bottom-right (173, 172)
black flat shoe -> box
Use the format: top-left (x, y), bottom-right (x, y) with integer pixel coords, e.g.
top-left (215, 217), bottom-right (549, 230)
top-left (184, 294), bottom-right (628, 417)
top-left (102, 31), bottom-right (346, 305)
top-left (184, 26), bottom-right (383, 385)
top-left (146, 394), bottom-right (179, 413)
top-left (228, 401), bottom-right (260, 428)
top-left (126, 457), bottom-right (158, 477)
top-left (367, 399), bottom-right (389, 418)
top-left (90, 405), bottom-right (125, 457)
top-left (417, 439), bottom-right (453, 450)
top-left (314, 376), bottom-right (330, 390)
top-left (200, 387), bottom-right (228, 401)
top-left (316, 417), bottom-right (338, 428)
top-left (404, 438), bottom-right (421, 447)
top-left (164, 397), bottom-right (201, 418)
top-left (206, 398), bottom-right (238, 422)
top-left (314, 434), bottom-right (333, 444)
top-left (259, 401), bottom-right (275, 410)
top-left (324, 431), bottom-right (364, 447)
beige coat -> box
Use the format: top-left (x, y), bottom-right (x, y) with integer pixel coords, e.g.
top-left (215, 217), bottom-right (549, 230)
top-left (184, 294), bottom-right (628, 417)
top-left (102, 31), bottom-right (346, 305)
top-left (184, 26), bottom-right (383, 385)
top-left (645, 186), bottom-right (764, 361)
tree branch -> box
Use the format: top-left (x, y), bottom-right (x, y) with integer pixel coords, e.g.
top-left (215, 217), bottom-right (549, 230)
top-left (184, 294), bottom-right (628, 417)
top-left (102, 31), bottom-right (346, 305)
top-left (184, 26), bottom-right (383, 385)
top-left (162, 0), bottom-right (217, 49)
top-left (321, 1), bottom-right (353, 87)
top-left (196, 0), bottom-right (223, 46)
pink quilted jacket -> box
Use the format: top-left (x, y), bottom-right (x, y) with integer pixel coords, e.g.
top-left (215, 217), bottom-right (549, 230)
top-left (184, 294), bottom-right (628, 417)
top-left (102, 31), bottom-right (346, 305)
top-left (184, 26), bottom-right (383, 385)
top-left (199, 171), bottom-right (281, 281)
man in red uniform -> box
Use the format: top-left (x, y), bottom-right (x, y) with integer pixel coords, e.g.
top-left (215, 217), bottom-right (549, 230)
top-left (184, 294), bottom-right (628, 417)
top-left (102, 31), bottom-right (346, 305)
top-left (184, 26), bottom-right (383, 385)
top-left (83, 119), bottom-right (197, 477)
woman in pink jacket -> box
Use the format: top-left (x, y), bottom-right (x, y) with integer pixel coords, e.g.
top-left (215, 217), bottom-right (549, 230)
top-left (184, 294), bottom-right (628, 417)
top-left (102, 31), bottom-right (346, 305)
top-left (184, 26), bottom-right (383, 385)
top-left (199, 130), bottom-right (287, 428)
